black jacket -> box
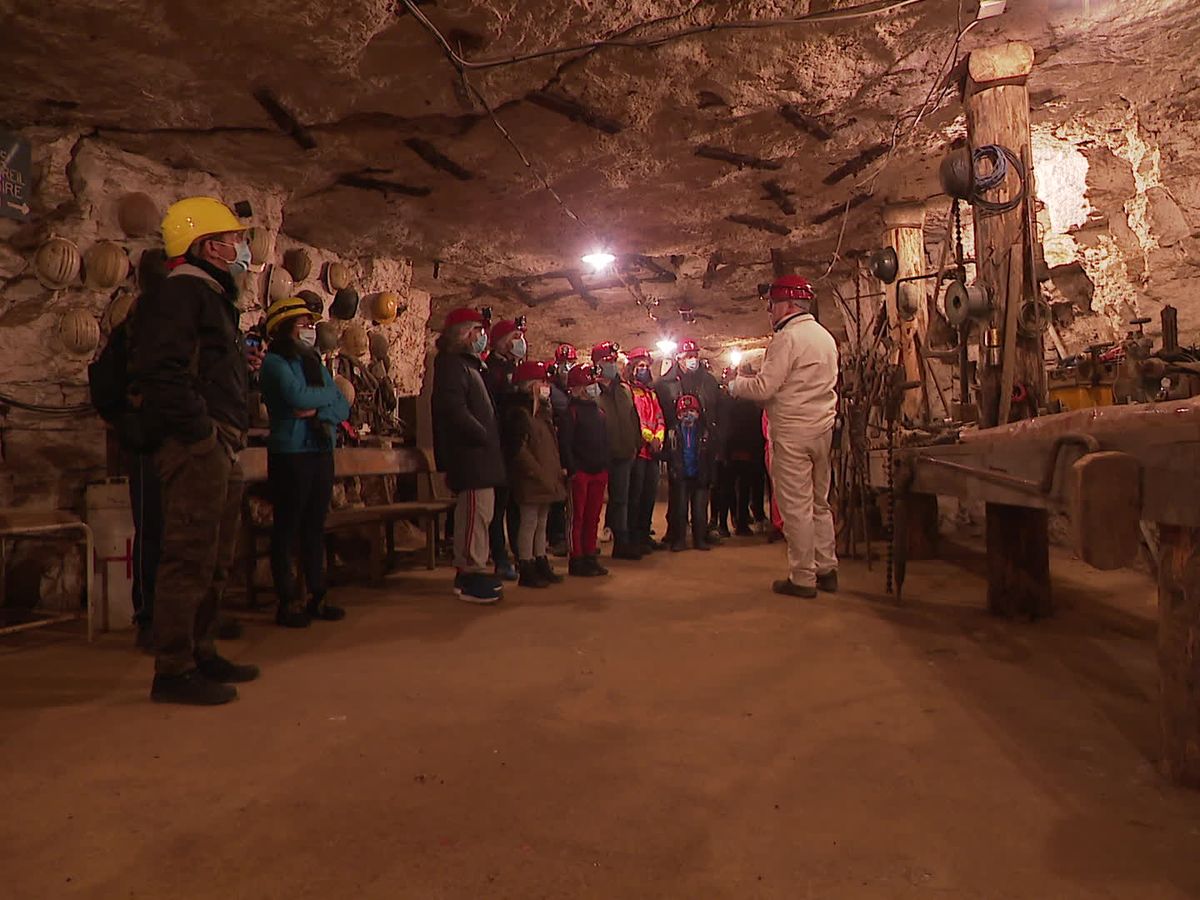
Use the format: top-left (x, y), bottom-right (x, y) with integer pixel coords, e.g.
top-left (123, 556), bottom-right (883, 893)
top-left (130, 264), bottom-right (248, 447)
top-left (558, 399), bottom-right (609, 475)
top-left (432, 350), bottom-right (506, 492)
top-left (725, 394), bottom-right (766, 460)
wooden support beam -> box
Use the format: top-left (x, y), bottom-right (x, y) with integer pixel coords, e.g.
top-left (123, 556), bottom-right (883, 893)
top-left (695, 145), bottom-right (782, 170)
top-left (526, 91), bottom-right (623, 134)
top-left (882, 201), bottom-right (929, 423)
top-left (1157, 524), bottom-right (1200, 787)
top-left (727, 214), bottom-right (791, 236)
top-left (986, 504), bottom-right (1051, 619)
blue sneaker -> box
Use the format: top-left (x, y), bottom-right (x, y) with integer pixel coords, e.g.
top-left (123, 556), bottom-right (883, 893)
top-left (494, 561), bottom-right (518, 582)
top-left (455, 573), bottom-right (502, 604)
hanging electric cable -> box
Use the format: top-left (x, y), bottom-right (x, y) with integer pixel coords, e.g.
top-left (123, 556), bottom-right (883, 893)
top-left (0, 389), bottom-right (94, 416)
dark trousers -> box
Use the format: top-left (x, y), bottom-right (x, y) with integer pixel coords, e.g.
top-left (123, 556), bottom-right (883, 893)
top-left (605, 456), bottom-right (634, 544)
top-left (670, 476), bottom-right (710, 549)
top-left (153, 435), bottom-right (243, 676)
top-left (269, 451), bottom-right (335, 612)
top-left (628, 456), bottom-right (660, 545)
top-left (547, 501), bottom-right (567, 546)
top-left (722, 458), bottom-right (767, 530)
top-left (711, 460), bottom-right (732, 528)
top-left (489, 485), bottom-right (520, 566)
top-left (126, 451), bottom-right (162, 627)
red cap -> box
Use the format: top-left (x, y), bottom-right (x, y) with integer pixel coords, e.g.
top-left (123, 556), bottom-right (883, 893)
top-left (490, 319), bottom-right (522, 343)
top-left (626, 346), bottom-right (651, 362)
top-left (555, 343), bottom-right (577, 363)
top-left (567, 365), bottom-right (597, 389)
top-left (769, 274), bottom-right (815, 303)
top-left (676, 394), bottom-right (701, 417)
top-left (677, 338), bottom-right (700, 356)
top-left (443, 307), bottom-right (484, 331)
top-left (513, 360), bottom-right (550, 383)
top-left (591, 340), bottom-right (620, 363)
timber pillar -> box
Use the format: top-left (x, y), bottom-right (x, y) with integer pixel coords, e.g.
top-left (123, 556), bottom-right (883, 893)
top-left (1157, 525), bottom-right (1200, 787)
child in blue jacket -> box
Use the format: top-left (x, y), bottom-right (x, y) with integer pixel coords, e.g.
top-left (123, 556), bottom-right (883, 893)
top-left (667, 393), bottom-right (714, 552)
top-left (260, 297), bottom-right (350, 628)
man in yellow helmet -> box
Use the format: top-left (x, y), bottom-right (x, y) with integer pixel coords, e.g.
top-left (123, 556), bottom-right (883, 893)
top-left (130, 196), bottom-right (260, 705)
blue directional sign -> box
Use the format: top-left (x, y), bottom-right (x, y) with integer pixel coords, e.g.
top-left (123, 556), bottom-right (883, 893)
top-left (0, 130), bottom-right (32, 221)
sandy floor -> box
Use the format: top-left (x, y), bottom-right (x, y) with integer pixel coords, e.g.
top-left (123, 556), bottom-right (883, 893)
top-left (3, 535), bottom-right (1200, 899)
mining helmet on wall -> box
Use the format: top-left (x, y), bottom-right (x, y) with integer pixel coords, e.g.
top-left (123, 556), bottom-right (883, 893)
top-left (323, 260), bottom-right (352, 292)
top-left (59, 308), bottom-right (101, 355)
top-left (368, 330), bottom-right (390, 362)
top-left (334, 374), bottom-right (356, 406)
top-left (296, 289), bottom-right (325, 317)
top-left (83, 241), bottom-right (130, 291)
top-left (330, 287), bottom-right (360, 320)
top-left (117, 192), bottom-right (160, 237)
top-left (248, 227), bottom-right (271, 266)
top-left (160, 196), bottom-right (247, 258)
top-left (282, 247), bottom-right (313, 282)
top-left (315, 321), bottom-right (339, 353)
top-left (102, 290), bottom-right (136, 333)
top-left (34, 236), bottom-right (81, 289)
top-left (370, 290), bottom-right (401, 323)
top-left (340, 322), bottom-right (369, 357)
top-left (266, 265), bottom-right (295, 303)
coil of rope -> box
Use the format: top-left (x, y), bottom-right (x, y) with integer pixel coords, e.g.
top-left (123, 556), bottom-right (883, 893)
top-left (0, 389), bottom-right (94, 416)
top-left (970, 144), bottom-right (1026, 215)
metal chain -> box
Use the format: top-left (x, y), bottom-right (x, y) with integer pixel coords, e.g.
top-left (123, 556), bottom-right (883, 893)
top-left (953, 198), bottom-right (966, 278)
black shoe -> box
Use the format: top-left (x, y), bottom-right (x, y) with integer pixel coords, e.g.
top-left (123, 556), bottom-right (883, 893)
top-left (549, 541), bottom-right (569, 558)
top-left (772, 579), bottom-right (817, 599)
top-left (612, 542), bottom-right (643, 561)
top-left (768, 529), bottom-right (785, 544)
top-left (706, 530), bottom-right (723, 545)
top-left (306, 599), bottom-right (346, 621)
top-left (276, 607), bottom-right (311, 628)
top-left (670, 541), bottom-right (687, 553)
top-left (735, 526), bottom-right (754, 537)
top-left (647, 539), bottom-right (667, 552)
top-left (151, 669), bottom-right (237, 705)
top-left (535, 556), bottom-right (564, 584)
top-left (569, 557), bottom-right (594, 577)
top-left (817, 571), bottom-right (839, 593)
top-left (195, 654), bottom-right (261, 683)
top-left (135, 623), bottom-right (154, 654)
top-left (518, 560), bottom-right (551, 588)
top-left (694, 541), bottom-right (712, 552)
top-left (586, 555), bottom-right (609, 576)
top-left (718, 525), bottom-right (731, 538)
top-left (216, 617), bottom-right (243, 640)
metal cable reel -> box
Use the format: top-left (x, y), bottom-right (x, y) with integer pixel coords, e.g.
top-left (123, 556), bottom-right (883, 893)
top-left (943, 278), bottom-right (991, 327)
top-left (1017, 297), bottom-right (1052, 337)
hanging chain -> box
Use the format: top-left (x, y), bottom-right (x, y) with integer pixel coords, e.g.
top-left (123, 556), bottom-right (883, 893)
top-left (953, 198), bottom-right (966, 278)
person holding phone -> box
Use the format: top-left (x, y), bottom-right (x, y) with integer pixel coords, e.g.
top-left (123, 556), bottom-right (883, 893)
top-left (259, 296), bottom-right (350, 627)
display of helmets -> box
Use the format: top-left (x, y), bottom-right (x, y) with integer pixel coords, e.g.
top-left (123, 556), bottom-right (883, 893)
top-left (161, 197), bottom-right (247, 258)
top-left (59, 308), bottom-right (101, 355)
top-left (296, 289), bottom-right (325, 317)
top-left (567, 364), bottom-right (598, 388)
top-left (34, 236), bottom-right (81, 289)
top-left (83, 241), bottom-right (129, 291)
top-left (330, 287), bottom-right (360, 320)
top-left (334, 374), bottom-right (356, 407)
top-left (323, 260), bottom-right (352, 292)
top-left (137, 248), bottom-right (168, 294)
top-left (116, 192), bottom-right (160, 237)
top-left (282, 247), bottom-right (313, 282)
top-left (265, 296), bottom-right (320, 337)
top-left (368, 330), bottom-right (390, 362)
top-left (676, 393), bottom-right (702, 417)
top-left (370, 290), bottom-right (401, 323)
top-left (248, 227), bottom-right (271, 266)
top-left (340, 322), bottom-right (369, 358)
top-left (677, 338), bottom-right (701, 356)
top-left (554, 343), bottom-right (578, 363)
top-left (265, 265), bottom-right (294, 303)
top-left (102, 290), bottom-right (136, 333)
top-left (591, 340), bottom-right (620, 362)
top-left (513, 360), bottom-right (551, 383)
top-left (315, 321), bottom-right (339, 353)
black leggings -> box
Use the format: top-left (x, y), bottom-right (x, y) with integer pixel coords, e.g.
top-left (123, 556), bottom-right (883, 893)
top-left (269, 451), bottom-right (335, 610)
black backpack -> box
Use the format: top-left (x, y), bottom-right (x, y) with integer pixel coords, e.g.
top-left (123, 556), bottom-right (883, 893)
top-left (87, 300), bottom-right (159, 453)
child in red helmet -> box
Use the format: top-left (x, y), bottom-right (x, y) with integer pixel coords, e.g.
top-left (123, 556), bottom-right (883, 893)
top-left (503, 360), bottom-right (567, 588)
top-left (558, 365), bottom-right (610, 577)
top-left (667, 393), bottom-right (714, 552)
top-left (626, 348), bottom-right (666, 553)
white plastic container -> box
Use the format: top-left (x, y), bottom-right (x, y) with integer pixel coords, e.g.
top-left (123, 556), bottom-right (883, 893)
top-left (85, 478), bottom-right (134, 631)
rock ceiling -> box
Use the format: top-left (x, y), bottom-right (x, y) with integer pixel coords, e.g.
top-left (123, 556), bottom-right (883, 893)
top-left (2, 0), bottom-right (1197, 347)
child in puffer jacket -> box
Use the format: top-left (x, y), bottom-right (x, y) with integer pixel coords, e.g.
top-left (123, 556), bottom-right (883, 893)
top-left (667, 393), bottom-right (714, 552)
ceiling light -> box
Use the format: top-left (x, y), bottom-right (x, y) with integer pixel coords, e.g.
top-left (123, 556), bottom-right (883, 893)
top-left (582, 251), bottom-right (615, 271)
top-left (656, 339), bottom-right (677, 356)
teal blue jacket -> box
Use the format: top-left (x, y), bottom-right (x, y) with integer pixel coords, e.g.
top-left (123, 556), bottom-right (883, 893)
top-left (260, 351), bottom-right (350, 454)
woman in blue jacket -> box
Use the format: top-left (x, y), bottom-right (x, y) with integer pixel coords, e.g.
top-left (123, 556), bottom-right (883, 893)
top-left (260, 296), bottom-right (351, 628)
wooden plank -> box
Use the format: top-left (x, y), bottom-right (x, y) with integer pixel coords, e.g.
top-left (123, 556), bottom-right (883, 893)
top-left (1157, 524), bottom-right (1200, 787)
top-left (238, 446), bottom-right (426, 483)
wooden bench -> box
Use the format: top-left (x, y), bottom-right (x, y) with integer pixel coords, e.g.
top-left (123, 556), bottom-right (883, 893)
top-left (237, 446), bottom-right (454, 607)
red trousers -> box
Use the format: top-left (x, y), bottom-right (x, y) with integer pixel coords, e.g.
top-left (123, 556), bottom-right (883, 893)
top-left (570, 470), bottom-right (609, 558)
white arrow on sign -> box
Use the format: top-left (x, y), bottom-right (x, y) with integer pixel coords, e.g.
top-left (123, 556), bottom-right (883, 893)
top-left (9, 202), bottom-right (29, 215)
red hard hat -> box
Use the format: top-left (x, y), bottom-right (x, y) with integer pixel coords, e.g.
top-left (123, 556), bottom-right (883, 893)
top-left (443, 307), bottom-right (484, 331)
top-left (555, 343), bottom-right (578, 362)
top-left (567, 365), bottom-right (597, 389)
top-left (677, 338), bottom-right (700, 356)
top-left (769, 274), bottom-right (815, 303)
top-left (490, 319), bottom-right (523, 343)
top-left (626, 346), bottom-right (651, 362)
top-left (513, 360), bottom-right (550, 383)
top-left (676, 393), bottom-right (702, 417)
top-left (591, 340), bottom-right (620, 363)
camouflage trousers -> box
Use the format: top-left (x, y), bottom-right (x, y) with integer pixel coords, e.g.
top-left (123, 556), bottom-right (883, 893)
top-left (152, 432), bottom-right (244, 675)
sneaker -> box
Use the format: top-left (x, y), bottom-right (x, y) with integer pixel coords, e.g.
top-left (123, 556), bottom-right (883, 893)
top-left (456, 573), bottom-right (502, 604)
top-left (518, 560), bottom-right (551, 589)
top-left (276, 607), bottom-right (311, 628)
top-left (816, 571), bottom-right (839, 593)
top-left (568, 557), bottom-right (593, 577)
top-left (195, 654), bottom-right (261, 683)
top-left (772, 579), bottom-right (817, 599)
top-left (494, 561), bottom-right (519, 582)
top-left (535, 556), bottom-right (564, 584)
top-left (151, 669), bottom-right (237, 706)
top-left (306, 599), bottom-right (346, 621)
top-left (586, 555), bottom-right (609, 576)
top-left (216, 617), bottom-right (243, 640)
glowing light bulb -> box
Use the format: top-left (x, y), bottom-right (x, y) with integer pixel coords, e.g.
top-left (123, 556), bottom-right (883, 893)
top-left (730, 350), bottom-right (743, 366)
top-left (656, 339), bottom-right (677, 356)
top-left (581, 251), bottom-right (615, 272)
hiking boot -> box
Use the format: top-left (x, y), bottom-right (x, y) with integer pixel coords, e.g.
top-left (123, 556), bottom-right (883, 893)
top-left (772, 579), bottom-right (817, 599)
top-left (216, 617), bottom-right (243, 640)
top-left (586, 555), bottom-right (609, 576)
top-left (195, 654), bottom-right (261, 683)
top-left (816, 571), bottom-right (839, 593)
top-left (276, 607), bottom-right (311, 629)
top-left (535, 556), bottom-right (564, 584)
top-left (494, 561), bottom-right (519, 582)
top-left (150, 669), bottom-right (237, 706)
top-left (455, 573), bottom-right (502, 604)
top-left (306, 599), bottom-right (346, 621)
top-left (569, 557), bottom-right (594, 577)
top-left (518, 560), bottom-right (550, 588)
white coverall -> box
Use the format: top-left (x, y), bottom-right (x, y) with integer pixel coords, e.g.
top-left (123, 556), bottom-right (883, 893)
top-left (731, 312), bottom-right (839, 588)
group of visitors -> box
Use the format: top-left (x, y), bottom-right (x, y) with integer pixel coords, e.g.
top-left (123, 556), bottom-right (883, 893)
top-left (94, 195), bottom-right (840, 707)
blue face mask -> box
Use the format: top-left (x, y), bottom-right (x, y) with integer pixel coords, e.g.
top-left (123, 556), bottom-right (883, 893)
top-left (584, 383), bottom-right (601, 400)
top-left (681, 412), bottom-right (699, 426)
top-left (634, 367), bottom-right (651, 385)
top-left (600, 361), bottom-right (618, 380)
top-left (230, 241), bottom-right (252, 276)
top-left (511, 336), bottom-right (527, 359)
top-left (471, 331), bottom-right (488, 356)
top-left (681, 357), bottom-right (700, 374)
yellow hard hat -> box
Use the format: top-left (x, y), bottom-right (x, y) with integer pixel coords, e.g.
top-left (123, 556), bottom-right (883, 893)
top-left (265, 295), bottom-right (320, 336)
top-left (161, 196), bottom-right (247, 258)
